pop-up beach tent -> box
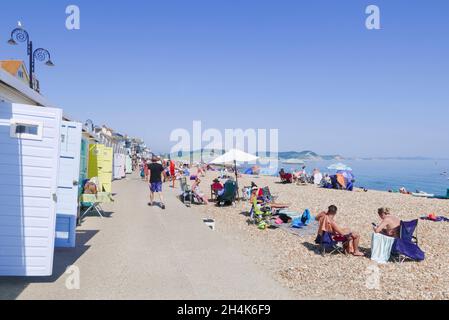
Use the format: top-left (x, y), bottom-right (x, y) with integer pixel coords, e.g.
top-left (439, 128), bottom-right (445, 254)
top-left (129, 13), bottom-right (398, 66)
top-left (0, 102), bottom-right (62, 276)
top-left (55, 121), bottom-right (82, 248)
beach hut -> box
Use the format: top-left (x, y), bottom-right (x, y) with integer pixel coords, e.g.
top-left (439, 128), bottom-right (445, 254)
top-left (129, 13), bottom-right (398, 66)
top-left (0, 101), bottom-right (62, 276)
top-left (113, 153), bottom-right (122, 180)
top-left (55, 121), bottom-right (82, 248)
top-left (88, 144), bottom-right (113, 192)
top-left (79, 133), bottom-right (91, 193)
top-left (125, 154), bottom-right (133, 174)
top-left (120, 153), bottom-right (126, 178)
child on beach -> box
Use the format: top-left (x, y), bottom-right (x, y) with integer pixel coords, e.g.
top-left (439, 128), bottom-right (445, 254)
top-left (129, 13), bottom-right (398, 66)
top-left (316, 205), bottom-right (364, 257)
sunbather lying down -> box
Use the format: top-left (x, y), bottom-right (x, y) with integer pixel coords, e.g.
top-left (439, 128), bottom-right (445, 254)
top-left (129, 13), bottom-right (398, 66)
top-left (316, 205), bottom-right (364, 257)
top-left (250, 187), bottom-right (289, 209)
top-left (269, 203), bottom-right (290, 209)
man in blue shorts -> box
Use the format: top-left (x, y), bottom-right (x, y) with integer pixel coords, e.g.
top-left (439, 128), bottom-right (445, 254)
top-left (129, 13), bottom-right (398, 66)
top-left (148, 155), bottom-right (166, 209)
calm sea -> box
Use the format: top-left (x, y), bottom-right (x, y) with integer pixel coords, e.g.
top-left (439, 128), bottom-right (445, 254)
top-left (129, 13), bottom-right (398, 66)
top-left (258, 159), bottom-right (449, 196)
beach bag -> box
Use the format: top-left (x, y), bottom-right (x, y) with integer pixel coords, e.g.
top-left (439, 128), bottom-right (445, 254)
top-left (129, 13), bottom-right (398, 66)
top-left (140, 169), bottom-right (145, 178)
top-left (292, 210), bottom-right (312, 228)
top-left (301, 209), bottom-right (312, 226)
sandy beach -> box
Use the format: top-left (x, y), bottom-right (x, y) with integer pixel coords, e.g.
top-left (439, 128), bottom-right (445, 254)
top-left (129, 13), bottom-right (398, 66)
top-left (192, 171), bottom-right (449, 300)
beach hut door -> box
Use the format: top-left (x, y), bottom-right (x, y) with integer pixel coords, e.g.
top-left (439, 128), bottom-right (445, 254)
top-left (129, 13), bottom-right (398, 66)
top-left (55, 121), bottom-right (82, 248)
top-left (0, 102), bottom-right (62, 276)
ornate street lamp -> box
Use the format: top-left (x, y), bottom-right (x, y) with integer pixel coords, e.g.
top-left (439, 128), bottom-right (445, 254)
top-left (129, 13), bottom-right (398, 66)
top-left (7, 26), bottom-right (54, 90)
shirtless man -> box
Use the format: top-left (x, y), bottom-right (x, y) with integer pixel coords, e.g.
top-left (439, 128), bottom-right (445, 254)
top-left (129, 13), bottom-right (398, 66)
top-left (373, 207), bottom-right (401, 238)
top-left (316, 205), bottom-right (364, 256)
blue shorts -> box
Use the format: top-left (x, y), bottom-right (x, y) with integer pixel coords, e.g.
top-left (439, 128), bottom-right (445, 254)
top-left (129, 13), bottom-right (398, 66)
top-left (150, 182), bottom-right (163, 193)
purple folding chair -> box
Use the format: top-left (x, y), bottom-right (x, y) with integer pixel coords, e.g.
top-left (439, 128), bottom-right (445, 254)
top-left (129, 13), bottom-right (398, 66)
top-left (392, 220), bottom-right (425, 263)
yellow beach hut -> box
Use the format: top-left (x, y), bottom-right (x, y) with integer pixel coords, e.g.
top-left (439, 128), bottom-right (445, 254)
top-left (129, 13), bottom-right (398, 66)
top-left (88, 144), bottom-right (113, 192)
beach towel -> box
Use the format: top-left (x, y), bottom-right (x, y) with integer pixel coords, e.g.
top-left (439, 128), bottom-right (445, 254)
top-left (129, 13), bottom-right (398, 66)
top-left (336, 174), bottom-right (346, 189)
top-left (420, 214), bottom-right (449, 222)
top-left (371, 233), bottom-right (395, 264)
top-left (279, 219), bottom-right (318, 237)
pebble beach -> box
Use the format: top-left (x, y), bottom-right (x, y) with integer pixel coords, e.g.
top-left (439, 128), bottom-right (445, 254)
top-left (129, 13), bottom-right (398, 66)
top-left (193, 172), bottom-right (449, 300)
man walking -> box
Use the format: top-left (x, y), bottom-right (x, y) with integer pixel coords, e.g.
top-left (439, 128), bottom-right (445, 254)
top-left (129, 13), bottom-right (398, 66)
top-left (148, 155), bottom-right (166, 209)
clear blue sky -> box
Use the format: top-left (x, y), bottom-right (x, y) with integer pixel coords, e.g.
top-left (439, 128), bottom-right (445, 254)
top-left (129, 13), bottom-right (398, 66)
top-left (1, 0), bottom-right (448, 157)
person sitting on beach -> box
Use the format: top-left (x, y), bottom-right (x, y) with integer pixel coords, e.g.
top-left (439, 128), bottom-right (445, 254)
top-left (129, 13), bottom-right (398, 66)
top-left (250, 187), bottom-right (270, 220)
top-left (316, 205), bottom-right (364, 257)
top-left (192, 177), bottom-right (209, 204)
top-left (197, 165), bottom-right (206, 177)
top-left (373, 207), bottom-right (400, 238)
top-left (212, 178), bottom-right (225, 197)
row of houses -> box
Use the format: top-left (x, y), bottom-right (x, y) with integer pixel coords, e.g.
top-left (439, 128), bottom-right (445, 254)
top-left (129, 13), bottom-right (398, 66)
top-left (0, 59), bottom-right (149, 276)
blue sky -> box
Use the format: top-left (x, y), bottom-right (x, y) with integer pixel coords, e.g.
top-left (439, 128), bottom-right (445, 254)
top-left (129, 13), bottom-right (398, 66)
top-left (1, 0), bottom-right (448, 157)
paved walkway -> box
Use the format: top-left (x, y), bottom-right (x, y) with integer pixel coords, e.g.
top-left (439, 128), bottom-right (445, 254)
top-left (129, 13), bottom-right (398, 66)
top-left (0, 175), bottom-right (294, 300)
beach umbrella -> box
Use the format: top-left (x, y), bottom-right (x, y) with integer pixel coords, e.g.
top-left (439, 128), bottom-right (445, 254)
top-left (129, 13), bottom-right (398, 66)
top-left (337, 170), bottom-right (355, 181)
top-left (327, 163), bottom-right (353, 171)
top-left (210, 149), bottom-right (259, 199)
top-left (210, 149), bottom-right (259, 165)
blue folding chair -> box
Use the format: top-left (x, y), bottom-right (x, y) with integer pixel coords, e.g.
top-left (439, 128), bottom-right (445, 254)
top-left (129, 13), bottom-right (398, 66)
top-left (316, 232), bottom-right (351, 256)
top-left (392, 220), bottom-right (425, 263)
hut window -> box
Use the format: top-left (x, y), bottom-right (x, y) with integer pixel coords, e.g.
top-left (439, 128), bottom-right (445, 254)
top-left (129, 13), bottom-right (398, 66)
top-left (10, 120), bottom-right (43, 141)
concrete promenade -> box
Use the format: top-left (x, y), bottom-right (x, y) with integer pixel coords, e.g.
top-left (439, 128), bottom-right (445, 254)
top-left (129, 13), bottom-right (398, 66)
top-left (0, 175), bottom-right (294, 300)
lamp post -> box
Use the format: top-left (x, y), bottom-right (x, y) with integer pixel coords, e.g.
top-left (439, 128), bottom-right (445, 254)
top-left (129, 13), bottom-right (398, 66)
top-left (7, 26), bottom-right (54, 90)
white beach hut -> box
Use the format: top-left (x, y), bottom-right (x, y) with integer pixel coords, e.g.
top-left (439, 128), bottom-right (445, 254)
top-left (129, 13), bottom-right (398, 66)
top-left (0, 101), bottom-right (62, 276)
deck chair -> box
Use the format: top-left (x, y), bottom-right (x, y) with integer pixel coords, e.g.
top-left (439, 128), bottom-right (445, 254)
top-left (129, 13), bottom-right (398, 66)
top-left (216, 181), bottom-right (237, 207)
top-left (249, 197), bottom-right (272, 223)
top-left (280, 172), bottom-right (293, 184)
top-left (80, 192), bottom-right (114, 219)
top-left (316, 232), bottom-right (351, 256)
top-left (180, 177), bottom-right (193, 207)
top-left (260, 186), bottom-right (278, 203)
top-left (392, 220), bottom-right (425, 263)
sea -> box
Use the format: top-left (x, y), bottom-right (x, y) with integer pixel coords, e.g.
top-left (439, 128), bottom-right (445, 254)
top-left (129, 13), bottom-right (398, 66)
top-left (252, 159), bottom-right (449, 196)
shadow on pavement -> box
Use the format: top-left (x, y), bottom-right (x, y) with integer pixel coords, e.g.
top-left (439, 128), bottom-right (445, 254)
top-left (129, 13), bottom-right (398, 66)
top-left (0, 230), bottom-right (98, 300)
